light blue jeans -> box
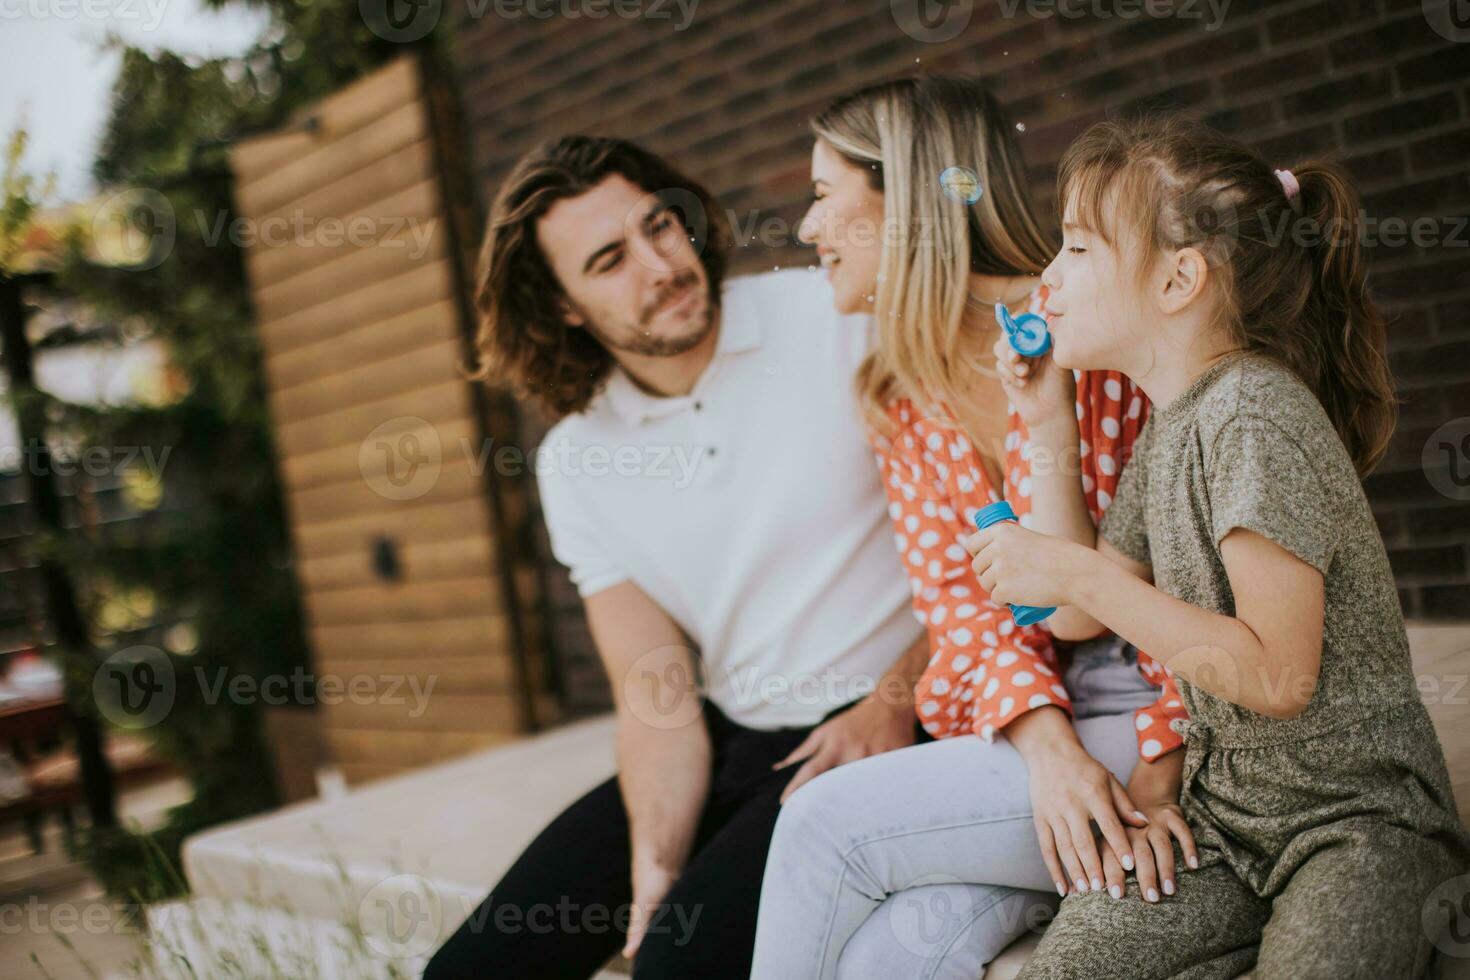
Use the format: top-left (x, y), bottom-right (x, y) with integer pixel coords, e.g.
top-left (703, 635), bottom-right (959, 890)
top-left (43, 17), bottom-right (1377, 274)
top-left (749, 636), bottom-right (1161, 980)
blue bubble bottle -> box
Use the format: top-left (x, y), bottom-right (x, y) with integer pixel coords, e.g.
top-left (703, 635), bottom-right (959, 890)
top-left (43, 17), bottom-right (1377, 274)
top-left (973, 500), bottom-right (1056, 626)
top-left (995, 302), bottom-right (1051, 357)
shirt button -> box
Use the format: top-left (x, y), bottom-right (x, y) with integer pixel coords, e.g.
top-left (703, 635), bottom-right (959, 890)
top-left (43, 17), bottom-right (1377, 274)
top-left (694, 401), bottom-right (703, 411)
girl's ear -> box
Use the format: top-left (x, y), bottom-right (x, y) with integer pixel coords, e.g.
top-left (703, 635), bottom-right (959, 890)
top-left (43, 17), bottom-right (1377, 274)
top-left (1158, 246), bottom-right (1209, 315)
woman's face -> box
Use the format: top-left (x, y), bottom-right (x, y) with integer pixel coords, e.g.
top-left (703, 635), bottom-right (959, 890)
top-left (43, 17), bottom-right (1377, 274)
top-left (798, 138), bottom-right (886, 315)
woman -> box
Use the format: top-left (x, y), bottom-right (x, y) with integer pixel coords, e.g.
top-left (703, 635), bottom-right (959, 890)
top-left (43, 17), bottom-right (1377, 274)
top-left (749, 77), bottom-right (1193, 980)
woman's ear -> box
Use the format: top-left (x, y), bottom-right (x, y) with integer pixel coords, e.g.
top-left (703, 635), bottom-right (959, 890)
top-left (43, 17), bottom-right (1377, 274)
top-left (1157, 246), bottom-right (1209, 315)
top-left (557, 296), bottom-right (586, 328)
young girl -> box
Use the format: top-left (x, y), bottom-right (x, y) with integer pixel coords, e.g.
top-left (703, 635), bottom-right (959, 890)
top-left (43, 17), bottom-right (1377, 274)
top-left (969, 115), bottom-right (1470, 977)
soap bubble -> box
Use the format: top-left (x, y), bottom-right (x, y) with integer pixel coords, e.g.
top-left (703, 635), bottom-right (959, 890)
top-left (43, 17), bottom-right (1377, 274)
top-left (939, 166), bottom-right (982, 205)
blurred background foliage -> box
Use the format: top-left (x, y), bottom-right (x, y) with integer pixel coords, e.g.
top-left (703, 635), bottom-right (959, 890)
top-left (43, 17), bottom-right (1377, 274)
top-left (2, 0), bottom-right (449, 901)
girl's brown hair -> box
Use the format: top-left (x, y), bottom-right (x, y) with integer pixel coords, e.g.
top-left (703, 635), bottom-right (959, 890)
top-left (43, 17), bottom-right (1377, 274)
top-left (466, 136), bottom-right (731, 420)
top-left (1059, 115), bottom-right (1397, 476)
top-left (810, 75), bottom-right (1055, 439)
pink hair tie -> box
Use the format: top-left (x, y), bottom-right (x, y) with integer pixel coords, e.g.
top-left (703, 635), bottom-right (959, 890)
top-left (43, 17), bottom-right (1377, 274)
top-left (1274, 168), bottom-right (1301, 205)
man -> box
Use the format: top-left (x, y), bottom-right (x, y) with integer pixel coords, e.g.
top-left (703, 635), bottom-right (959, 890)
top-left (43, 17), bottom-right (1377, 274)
top-left (424, 135), bottom-right (928, 979)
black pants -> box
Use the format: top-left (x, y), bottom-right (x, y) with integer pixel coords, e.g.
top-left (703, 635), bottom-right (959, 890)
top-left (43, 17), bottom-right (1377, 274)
top-left (423, 698), bottom-right (932, 979)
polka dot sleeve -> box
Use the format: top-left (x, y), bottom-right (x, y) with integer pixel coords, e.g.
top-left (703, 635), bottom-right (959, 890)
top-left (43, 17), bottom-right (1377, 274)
top-left (1133, 657), bottom-right (1188, 761)
top-left (874, 403), bottom-right (1072, 742)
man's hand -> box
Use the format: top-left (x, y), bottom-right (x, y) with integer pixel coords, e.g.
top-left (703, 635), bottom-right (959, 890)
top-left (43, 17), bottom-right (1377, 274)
top-left (772, 697), bottom-right (916, 803)
top-left (623, 850), bottom-right (679, 960)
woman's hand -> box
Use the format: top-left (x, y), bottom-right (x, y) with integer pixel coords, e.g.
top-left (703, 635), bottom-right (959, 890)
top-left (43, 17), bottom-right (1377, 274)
top-left (1005, 707), bottom-right (1149, 898)
top-left (962, 522), bottom-right (1097, 608)
top-left (1096, 802), bottom-right (1199, 902)
top-left (993, 334), bottom-right (1075, 428)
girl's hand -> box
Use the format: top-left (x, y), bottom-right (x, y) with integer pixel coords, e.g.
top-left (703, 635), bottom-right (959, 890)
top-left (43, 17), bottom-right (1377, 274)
top-left (962, 522), bottom-right (1094, 608)
top-left (1006, 707), bottom-right (1149, 898)
top-left (993, 334), bottom-right (1075, 428)
top-left (1096, 802), bottom-right (1199, 903)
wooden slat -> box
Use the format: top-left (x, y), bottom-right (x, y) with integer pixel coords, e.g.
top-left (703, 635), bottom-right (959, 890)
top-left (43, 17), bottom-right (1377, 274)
top-left (337, 762), bottom-right (408, 786)
top-left (269, 338), bottom-right (463, 427)
top-left (235, 99), bottom-right (429, 219)
top-left (305, 576), bottom-right (500, 626)
top-left (287, 455), bottom-right (483, 528)
top-left (259, 259), bottom-right (455, 355)
top-left (279, 416), bottom-right (480, 495)
top-left (309, 614), bottom-right (510, 661)
top-left (274, 378), bottom-right (469, 459)
top-left (265, 298), bottom-right (460, 393)
top-left (312, 655), bottom-right (516, 693)
top-left (248, 182), bottom-right (444, 321)
top-left (325, 729), bottom-right (512, 770)
top-left (297, 533), bottom-right (495, 592)
top-left (251, 212), bottom-right (444, 326)
top-left (294, 498), bottom-right (495, 560)
top-left (247, 138), bottom-right (437, 235)
top-left (322, 692), bottom-right (523, 733)
top-left (232, 58), bottom-right (421, 177)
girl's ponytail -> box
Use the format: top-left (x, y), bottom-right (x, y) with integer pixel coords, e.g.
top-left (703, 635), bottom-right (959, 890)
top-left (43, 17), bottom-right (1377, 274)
top-left (1290, 163), bottom-right (1397, 477)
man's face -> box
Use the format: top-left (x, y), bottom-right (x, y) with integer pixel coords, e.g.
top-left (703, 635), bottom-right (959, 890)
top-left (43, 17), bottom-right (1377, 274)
top-left (537, 173), bottom-right (715, 357)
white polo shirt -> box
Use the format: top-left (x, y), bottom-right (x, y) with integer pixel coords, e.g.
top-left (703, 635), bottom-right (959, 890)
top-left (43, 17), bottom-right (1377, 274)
top-left (535, 268), bottom-right (922, 730)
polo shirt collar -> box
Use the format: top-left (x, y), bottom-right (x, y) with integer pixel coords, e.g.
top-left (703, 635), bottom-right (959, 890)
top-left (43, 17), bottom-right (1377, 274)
top-left (603, 285), bottom-right (762, 425)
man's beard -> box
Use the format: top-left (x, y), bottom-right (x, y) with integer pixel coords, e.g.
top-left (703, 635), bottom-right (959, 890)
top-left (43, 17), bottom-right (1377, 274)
top-left (596, 272), bottom-right (718, 358)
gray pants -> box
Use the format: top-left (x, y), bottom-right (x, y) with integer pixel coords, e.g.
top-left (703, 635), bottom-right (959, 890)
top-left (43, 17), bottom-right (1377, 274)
top-left (749, 636), bottom-right (1160, 980)
top-left (1017, 701), bottom-right (1470, 980)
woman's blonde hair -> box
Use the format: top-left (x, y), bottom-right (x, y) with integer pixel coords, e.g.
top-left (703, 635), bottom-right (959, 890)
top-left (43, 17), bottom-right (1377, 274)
top-left (1058, 115), bottom-right (1397, 476)
top-left (811, 75), bottom-right (1054, 438)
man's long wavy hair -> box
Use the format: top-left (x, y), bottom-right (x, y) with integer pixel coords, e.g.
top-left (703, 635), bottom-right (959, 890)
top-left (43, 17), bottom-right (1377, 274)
top-left (466, 136), bottom-right (731, 419)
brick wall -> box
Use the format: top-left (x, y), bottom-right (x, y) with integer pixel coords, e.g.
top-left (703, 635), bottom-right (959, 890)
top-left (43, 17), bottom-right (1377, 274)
top-left (448, 0), bottom-right (1469, 711)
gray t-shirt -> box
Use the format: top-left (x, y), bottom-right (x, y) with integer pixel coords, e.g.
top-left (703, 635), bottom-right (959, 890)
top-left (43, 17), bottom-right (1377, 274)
top-left (1098, 350), bottom-right (1418, 745)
